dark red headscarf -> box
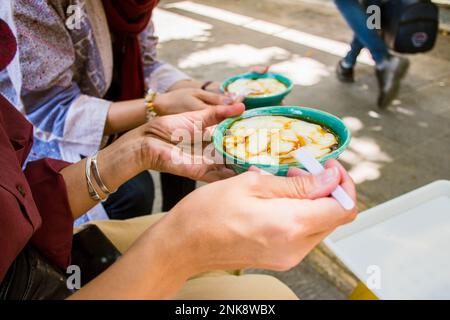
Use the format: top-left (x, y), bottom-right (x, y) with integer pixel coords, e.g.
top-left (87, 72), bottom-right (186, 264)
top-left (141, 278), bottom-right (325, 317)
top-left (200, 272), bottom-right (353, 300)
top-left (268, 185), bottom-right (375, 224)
top-left (102, 0), bottom-right (159, 101)
top-left (0, 19), bottom-right (17, 72)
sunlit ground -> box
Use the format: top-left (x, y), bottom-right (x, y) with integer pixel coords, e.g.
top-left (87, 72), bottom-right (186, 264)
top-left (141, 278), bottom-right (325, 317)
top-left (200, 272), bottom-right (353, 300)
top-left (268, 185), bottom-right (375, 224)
top-left (154, 1), bottom-right (450, 208)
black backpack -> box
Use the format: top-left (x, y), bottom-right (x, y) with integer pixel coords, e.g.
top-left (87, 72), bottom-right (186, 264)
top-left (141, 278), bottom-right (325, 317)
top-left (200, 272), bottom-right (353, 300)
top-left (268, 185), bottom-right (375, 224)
top-left (381, 0), bottom-right (439, 53)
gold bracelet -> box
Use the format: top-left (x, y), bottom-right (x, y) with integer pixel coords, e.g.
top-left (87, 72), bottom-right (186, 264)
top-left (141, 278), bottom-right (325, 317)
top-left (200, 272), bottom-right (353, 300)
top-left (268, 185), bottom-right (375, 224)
top-left (144, 89), bottom-right (158, 121)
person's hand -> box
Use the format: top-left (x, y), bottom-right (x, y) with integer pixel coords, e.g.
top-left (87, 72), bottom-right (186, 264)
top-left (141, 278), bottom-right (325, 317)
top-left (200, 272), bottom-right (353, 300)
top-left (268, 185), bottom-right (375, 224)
top-left (154, 88), bottom-right (233, 116)
top-left (72, 147), bottom-right (356, 299)
top-left (152, 159), bottom-right (357, 274)
top-left (249, 65), bottom-right (270, 74)
top-left (131, 103), bottom-right (245, 182)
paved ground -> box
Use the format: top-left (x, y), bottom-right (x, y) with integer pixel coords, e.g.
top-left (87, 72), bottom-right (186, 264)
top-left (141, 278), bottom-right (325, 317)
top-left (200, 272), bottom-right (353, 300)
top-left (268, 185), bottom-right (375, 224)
top-left (151, 0), bottom-right (450, 299)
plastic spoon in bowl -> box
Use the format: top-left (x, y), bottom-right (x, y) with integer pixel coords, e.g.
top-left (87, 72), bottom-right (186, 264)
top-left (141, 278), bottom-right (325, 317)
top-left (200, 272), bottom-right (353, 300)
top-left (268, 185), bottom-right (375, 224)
top-left (293, 148), bottom-right (355, 210)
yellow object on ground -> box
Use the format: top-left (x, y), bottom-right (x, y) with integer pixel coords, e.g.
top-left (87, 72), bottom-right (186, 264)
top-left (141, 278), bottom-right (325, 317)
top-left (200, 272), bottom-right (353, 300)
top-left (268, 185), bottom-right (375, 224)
top-left (348, 282), bottom-right (379, 300)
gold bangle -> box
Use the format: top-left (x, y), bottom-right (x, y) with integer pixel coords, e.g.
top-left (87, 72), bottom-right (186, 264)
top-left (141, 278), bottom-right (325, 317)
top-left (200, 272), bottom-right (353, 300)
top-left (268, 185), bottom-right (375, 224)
top-left (144, 89), bottom-right (158, 121)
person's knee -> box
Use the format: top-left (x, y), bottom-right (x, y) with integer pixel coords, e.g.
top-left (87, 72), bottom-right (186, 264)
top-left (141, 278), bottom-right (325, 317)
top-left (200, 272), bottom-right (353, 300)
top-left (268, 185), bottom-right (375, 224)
top-left (174, 274), bottom-right (298, 300)
top-left (237, 275), bottom-right (299, 300)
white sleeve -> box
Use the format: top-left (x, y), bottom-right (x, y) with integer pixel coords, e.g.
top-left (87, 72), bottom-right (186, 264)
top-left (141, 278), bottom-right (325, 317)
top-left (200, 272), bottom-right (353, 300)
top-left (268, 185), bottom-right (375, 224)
top-left (58, 95), bottom-right (111, 162)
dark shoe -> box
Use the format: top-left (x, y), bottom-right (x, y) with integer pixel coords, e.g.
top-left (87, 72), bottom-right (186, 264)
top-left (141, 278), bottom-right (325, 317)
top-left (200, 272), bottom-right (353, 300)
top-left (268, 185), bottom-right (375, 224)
top-left (376, 56), bottom-right (410, 108)
top-left (336, 60), bottom-right (355, 83)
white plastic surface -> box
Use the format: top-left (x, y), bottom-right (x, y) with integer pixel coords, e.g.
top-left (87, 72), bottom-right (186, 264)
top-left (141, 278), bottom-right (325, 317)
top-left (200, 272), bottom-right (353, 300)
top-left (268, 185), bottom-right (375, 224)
top-left (325, 180), bottom-right (450, 300)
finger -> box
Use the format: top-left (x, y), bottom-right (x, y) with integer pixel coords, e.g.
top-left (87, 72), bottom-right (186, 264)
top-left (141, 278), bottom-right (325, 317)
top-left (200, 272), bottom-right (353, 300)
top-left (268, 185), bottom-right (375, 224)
top-left (197, 90), bottom-right (232, 106)
top-left (288, 160), bottom-right (357, 204)
top-left (203, 81), bottom-right (222, 94)
top-left (191, 157), bottom-right (237, 182)
top-left (254, 167), bottom-right (341, 200)
top-left (170, 165), bottom-right (235, 183)
top-left (324, 159), bottom-right (357, 200)
top-left (306, 229), bottom-right (334, 243)
top-left (228, 93), bottom-right (245, 104)
top-left (296, 228), bottom-right (334, 263)
top-left (201, 167), bottom-right (236, 182)
top-left (287, 167), bottom-right (310, 177)
top-left (262, 197), bottom-right (356, 234)
top-left (191, 103), bottom-right (245, 128)
top-left (250, 66), bottom-right (270, 74)
top-left (296, 228), bottom-right (335, 259)
top-left (165, 148), bottom-right (236, 183)
top-left (304, 219), bottom-right (338, 242)
top-left (292, 197), bottom-right (358, 234)
top-left (249, 166), bottom-right (273, 175)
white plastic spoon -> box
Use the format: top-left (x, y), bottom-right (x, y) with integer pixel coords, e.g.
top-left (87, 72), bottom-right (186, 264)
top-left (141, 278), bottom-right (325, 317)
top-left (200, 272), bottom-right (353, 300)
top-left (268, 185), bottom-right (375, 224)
top-left (293, 148), bottom-right (355, 210)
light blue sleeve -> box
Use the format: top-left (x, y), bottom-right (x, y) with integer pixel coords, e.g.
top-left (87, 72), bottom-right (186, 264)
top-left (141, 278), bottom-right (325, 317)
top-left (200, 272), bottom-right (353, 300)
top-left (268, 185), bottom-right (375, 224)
top-left (22, 81), bottom-right (111, 163)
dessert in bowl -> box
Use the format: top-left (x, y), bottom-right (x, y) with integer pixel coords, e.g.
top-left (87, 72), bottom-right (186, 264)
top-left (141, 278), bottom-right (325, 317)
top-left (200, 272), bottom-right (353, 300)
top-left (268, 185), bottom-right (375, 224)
top-left (227, 78), bottom-right (287, 98)
top-left (213, 106), bottom-right (351, 176)
top-left (221, 72), bottom-right (293, 109)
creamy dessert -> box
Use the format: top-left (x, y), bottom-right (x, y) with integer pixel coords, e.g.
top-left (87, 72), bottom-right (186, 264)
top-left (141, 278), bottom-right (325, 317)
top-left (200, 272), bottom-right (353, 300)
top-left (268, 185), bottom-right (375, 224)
top-left (224, 116), bottom-right (338, 165)
top-left (226, 78), bottom-right (287, 97)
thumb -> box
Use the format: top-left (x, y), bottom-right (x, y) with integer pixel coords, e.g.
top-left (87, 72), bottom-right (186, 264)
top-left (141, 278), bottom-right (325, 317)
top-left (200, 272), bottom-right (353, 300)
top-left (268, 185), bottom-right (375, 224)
top-left (256, 167), bottom-right (341, 200)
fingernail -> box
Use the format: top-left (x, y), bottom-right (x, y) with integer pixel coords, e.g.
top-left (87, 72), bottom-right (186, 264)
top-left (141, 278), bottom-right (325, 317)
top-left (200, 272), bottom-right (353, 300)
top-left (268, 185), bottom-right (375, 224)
top-left (316, 167), bottom-right (339, 185)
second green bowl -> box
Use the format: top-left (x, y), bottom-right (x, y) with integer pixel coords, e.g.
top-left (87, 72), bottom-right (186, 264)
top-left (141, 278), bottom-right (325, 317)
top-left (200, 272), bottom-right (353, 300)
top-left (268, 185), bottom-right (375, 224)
top-left (221, 72), bottom-right (293, 109)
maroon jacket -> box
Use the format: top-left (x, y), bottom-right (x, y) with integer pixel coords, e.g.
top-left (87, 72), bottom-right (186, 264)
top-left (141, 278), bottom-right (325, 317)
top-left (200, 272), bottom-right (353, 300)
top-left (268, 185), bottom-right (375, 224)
top-left (0, 19), bottom-right (73, 282)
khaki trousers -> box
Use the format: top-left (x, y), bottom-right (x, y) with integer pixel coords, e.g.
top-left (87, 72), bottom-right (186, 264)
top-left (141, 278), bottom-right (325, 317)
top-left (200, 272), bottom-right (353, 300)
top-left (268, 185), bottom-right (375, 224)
top-left (83, 214), bottom-right (298, 300)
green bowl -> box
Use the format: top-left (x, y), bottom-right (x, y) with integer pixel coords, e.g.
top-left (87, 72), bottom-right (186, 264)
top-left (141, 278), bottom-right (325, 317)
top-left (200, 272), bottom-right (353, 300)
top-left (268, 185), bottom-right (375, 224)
top-left (220, 72), bottom-right (293, 109)
top-left (213, 106), bottom-right (352, 176)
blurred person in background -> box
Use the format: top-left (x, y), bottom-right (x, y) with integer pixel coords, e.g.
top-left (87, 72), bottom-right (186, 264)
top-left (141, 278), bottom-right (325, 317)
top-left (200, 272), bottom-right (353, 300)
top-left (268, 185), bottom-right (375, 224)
top-left (334, 0), bottom-right (409, 108)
